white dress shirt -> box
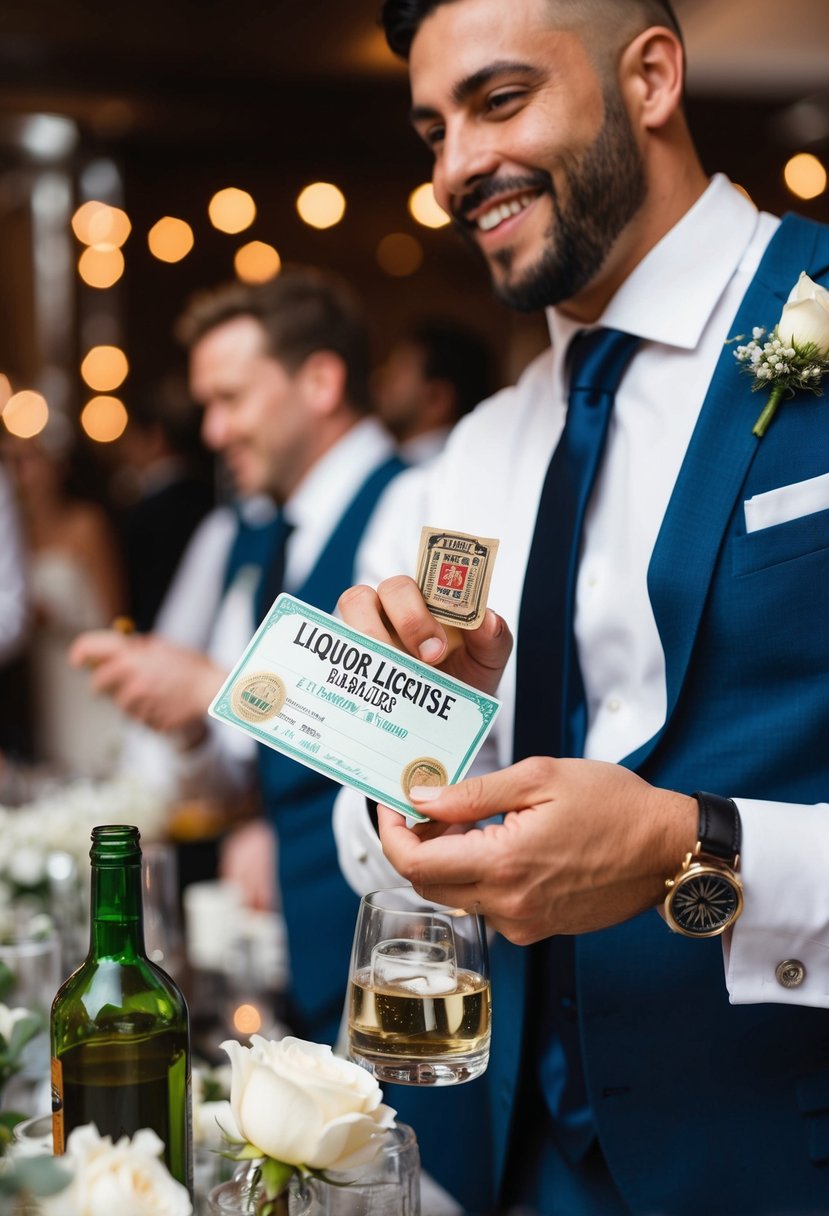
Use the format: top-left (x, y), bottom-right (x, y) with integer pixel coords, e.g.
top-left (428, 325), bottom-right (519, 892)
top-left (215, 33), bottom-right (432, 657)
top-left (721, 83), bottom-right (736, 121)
top-left (0, 466), bottom-right (29, 665)
top-left (334, 176), bottom-right (829, 1009)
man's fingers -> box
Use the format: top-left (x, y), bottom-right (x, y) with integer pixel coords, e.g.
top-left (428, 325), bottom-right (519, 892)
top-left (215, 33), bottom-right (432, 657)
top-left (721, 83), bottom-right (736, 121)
top-left (336, 583), bottom-right (403, 649)
top-left (374, 574), bottom-right (449, 664)
top-left (67, 630), bottom-right (127, 669)
top-left (408, 757), bottom-right (555, 822)
top-left (377, 805), bottom-right (488, 887)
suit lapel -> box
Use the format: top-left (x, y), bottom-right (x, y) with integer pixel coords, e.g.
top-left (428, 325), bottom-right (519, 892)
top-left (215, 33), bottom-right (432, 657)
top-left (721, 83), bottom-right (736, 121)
top-left (624, 214), bottom-right (829, 773)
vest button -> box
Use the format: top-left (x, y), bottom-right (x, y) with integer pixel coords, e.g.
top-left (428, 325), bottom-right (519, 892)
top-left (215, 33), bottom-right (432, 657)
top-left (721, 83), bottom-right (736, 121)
top-left (775, 959), bottom-right (806, 988)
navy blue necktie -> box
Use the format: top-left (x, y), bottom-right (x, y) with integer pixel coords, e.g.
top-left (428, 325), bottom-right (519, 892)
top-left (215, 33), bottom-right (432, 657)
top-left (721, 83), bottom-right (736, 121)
top-left (512, 327), bottom-right (640, 1163)
top-left (256, 511), bottom-right (295, 624)
top-left (514, 327), bottom-right (641, 761)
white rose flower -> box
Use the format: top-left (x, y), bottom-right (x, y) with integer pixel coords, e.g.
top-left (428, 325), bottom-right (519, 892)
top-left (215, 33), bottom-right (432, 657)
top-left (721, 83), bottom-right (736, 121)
top-left (39, 1125), bottom-right (192, 1216)
top-left (221, 1035), bottom-right (396, 1172)
top-left (777, 272), bottom-right (829, 354)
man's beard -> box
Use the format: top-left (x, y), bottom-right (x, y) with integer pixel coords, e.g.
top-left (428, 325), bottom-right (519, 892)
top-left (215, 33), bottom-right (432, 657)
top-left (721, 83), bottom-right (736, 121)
top-left (454, 90), bottom-right (647, 313)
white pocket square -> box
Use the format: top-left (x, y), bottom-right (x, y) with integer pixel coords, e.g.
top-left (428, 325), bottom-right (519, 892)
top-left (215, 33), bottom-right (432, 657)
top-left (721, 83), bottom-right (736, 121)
top-left (744, 471), bottom-right (829, 534)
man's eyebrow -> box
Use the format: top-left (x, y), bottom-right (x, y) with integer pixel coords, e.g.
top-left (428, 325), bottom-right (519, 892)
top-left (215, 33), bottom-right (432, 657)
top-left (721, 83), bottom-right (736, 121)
top-left (409, 60), bottom-right (539, 126)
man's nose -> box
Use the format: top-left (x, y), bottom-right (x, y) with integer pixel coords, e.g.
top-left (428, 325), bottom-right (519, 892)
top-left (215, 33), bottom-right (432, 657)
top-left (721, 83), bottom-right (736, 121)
top-left (200, 406), bottom-right (227, 452)
top-left (436, 121), bottom-right (500, 216)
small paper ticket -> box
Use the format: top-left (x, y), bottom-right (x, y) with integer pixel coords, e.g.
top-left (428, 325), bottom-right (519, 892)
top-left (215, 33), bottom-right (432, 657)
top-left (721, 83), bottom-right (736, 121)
top-left (415, 527), bottom-right (499, 629)
top-left (209, 594), bottom-right (501, 822)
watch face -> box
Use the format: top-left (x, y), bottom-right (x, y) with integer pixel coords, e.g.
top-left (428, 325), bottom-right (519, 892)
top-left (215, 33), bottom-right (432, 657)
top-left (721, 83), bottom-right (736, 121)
top-left (668, 867), bottom-right (742, 937)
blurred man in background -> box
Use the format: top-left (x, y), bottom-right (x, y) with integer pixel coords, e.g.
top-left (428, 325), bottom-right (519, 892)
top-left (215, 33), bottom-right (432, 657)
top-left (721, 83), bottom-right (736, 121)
top-left (72, 267), bottom-right (405, 1045)
top-left (373, 318), bottom-right (496, 464)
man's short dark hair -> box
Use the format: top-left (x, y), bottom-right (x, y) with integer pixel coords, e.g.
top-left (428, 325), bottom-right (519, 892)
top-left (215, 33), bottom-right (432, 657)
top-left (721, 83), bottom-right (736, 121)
top-left (176, 267), bottom-right (371, 411)
top-left (380, 0), bottom-right (683, 60)
top-left (408, 320), bottom-right (496, 421)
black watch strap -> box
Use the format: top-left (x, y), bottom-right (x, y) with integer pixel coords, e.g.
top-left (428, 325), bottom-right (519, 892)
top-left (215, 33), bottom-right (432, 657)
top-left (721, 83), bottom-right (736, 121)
top-left (693, 790), bottom-right (741, 864)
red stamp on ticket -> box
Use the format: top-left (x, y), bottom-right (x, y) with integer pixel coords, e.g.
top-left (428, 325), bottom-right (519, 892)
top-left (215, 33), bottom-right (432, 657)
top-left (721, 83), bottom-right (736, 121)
top-left (416, 527), bottom-right (499, 629)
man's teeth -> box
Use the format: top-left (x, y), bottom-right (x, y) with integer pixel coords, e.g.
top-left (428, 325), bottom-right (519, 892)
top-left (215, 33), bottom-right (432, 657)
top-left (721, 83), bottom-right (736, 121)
top-left (477, 194), bottom-right (535, 232)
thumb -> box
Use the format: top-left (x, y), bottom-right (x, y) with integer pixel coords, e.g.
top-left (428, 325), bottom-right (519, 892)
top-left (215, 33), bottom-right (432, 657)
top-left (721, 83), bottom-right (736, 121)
top-left (408, 772), bottom-right (496, 825)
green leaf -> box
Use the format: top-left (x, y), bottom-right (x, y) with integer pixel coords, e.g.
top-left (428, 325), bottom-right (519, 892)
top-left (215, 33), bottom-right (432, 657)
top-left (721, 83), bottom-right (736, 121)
top-left (0, 965), bottom-right (15, 1003)
top-left (7, 1012), bottom-right (43, 1061)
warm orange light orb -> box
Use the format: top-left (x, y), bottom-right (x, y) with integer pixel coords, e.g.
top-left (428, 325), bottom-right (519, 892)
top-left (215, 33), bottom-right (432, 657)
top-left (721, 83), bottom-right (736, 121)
top-left (408, 182), bottom-right (450, 228)
top-left (376, 232), bottom-right (423, 277)
top-left (147, 216), bottom-right (195, 263)
top-left (208, 187), bottom-right (256, 234)
top-left (234, 241), bottom-right (282, 284)
top-left (80, 395), bottom-right (128, 443)
top-left (296, 182), bottom-right (346, 230)
top-left (783, 153), bottom-right (827, 200)
top-left (72, 201), bottom-right (131, 248)
top-left (2, 391), bottom-right (49, 438)
top-left (232, 1004), bottom-right (262, 1036)
top-left (78, 245), bottom-right (125, 289)
top-left (81, 345), bottom-right (129, 392)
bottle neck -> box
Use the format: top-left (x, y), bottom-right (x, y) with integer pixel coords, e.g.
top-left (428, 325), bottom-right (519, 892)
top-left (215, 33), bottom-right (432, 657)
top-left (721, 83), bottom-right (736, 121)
top-left (89, 860), bottom-right (147, 961)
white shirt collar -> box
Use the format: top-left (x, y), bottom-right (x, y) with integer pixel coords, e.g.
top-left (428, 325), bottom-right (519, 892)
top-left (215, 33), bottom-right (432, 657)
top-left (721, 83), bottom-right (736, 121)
top-left (284, 416), bottom-right (395, 533)
top-left (546, 174), bottom-right (762, 366)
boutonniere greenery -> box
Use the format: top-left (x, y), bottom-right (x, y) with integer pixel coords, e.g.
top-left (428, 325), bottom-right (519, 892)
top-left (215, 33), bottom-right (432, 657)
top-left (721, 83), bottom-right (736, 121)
top-left (732, 271), bottom-right (829, 437)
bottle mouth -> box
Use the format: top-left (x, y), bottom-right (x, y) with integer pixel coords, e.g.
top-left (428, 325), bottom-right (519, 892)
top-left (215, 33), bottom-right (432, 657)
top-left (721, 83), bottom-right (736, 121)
top-left (90, 824), bottom-right (142, 864)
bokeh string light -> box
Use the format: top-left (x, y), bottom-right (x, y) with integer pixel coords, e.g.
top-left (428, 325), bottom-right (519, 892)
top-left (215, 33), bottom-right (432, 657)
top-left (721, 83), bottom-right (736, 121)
top-left (296, 181), bottom-right (346, 229)
top-left (80, 395), bottom-right (128, 443)
top-left (783, 152), bottom-right (827, 200)
top-left (147, 216), bottom-right (195, 263)
top-left (208, 187), bottom-right (256, 234)
top-left (2, 390), bottom-right (49, 439)
top-left (80, 346), bottom-right (129, 393)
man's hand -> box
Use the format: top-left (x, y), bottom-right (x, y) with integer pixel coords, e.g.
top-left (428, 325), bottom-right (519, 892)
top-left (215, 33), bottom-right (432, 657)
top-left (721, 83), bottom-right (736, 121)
top-left (377, 758), bottom-right (698, 943)
top-left (219, 819), bottom-right (276, 911)
top-left (69, 630), bottom-right (225, 737)
top-left (337, 575), bottom-right (512, 695)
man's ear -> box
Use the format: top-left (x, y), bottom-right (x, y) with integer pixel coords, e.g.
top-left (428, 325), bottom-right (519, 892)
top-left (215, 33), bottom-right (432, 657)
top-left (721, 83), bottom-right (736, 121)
top-left (618, 25), bottom-right (685, 132)
top-left (294, 350), bottom-right (348, 416)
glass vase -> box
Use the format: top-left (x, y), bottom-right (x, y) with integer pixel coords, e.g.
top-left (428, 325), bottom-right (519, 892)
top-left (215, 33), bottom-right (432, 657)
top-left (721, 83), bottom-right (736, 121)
top-left (206, 1161), bottom-right (316, 1215)
top-left (317, 1123), bottom-right (421, 1215)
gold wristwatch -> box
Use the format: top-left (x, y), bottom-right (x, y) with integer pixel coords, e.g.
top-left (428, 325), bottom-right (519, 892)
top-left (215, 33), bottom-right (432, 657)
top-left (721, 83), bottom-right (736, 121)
top-left (663, 791), bottom-right (743, 938)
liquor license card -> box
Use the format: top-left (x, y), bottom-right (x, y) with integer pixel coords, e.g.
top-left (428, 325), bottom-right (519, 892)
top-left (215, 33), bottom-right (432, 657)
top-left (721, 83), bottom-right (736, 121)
top-left (208, 594), bottom-right (501, 822)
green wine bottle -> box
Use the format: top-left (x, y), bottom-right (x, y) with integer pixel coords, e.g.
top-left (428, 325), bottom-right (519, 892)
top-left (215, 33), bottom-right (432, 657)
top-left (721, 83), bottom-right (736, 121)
top-left (50, 825), bottom-right (192, 1193)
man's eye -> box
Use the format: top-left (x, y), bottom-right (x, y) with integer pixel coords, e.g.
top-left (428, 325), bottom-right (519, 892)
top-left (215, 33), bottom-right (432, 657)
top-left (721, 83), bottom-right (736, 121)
top-left (487, 90), bottom-right (524, 113)
top-left (424, 124), bottom-right (445, 148)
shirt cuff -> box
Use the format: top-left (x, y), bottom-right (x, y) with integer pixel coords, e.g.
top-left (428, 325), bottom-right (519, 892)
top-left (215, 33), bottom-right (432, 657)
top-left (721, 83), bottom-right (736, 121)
top-left (333, 786), bottom-right (401, 895)
top-left (724, 797), bottom-right (829, 1007)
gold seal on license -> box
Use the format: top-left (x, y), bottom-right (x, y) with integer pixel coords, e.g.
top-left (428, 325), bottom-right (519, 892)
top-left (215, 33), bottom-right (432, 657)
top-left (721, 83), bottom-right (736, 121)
top-left (416, 527), bottom-right (499, 629)
top-left (231, 671), bottom-right (286, 724)
top-left (401, 756), bottom-right (448, 798)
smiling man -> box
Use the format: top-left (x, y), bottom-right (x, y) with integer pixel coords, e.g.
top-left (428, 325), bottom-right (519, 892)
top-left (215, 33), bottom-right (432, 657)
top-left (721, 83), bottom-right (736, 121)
top-left (333, 1), bottom-right (829, 1213)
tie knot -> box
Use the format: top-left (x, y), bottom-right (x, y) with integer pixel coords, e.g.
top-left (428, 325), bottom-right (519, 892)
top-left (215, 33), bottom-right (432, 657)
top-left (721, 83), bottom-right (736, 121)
top-left (568, 327), bottom-right (640, 399)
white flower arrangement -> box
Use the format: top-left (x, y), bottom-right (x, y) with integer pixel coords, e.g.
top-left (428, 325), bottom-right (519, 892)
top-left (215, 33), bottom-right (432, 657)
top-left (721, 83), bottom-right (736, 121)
top-left (35, 1125), bottom-right (192, 1216)
top-left (0, 776), bottom-right (167, 901)
top-left (219, 1035), bottom-right (397, 1215)
top-left (733, 272), bottom-right (829, 437)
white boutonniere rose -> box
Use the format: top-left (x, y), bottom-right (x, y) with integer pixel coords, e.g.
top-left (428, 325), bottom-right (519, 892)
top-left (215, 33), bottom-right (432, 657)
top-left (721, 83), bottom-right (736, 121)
top-left (38, 1125), bottom-right (192, 1216)
top-left (733, 272), bottom-right (829, 436)
top-left (220, 1035), bottom-right (396, 1214)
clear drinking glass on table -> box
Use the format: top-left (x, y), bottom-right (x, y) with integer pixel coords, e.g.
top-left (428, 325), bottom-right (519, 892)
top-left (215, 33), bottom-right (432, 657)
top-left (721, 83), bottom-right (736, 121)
top-left (347, 888), bottom-right (490, 1086)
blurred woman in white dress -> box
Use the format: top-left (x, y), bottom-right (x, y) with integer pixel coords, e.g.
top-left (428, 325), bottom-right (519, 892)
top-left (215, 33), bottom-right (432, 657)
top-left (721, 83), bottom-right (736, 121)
top-left (3, 430), bottom-right (128, 777)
